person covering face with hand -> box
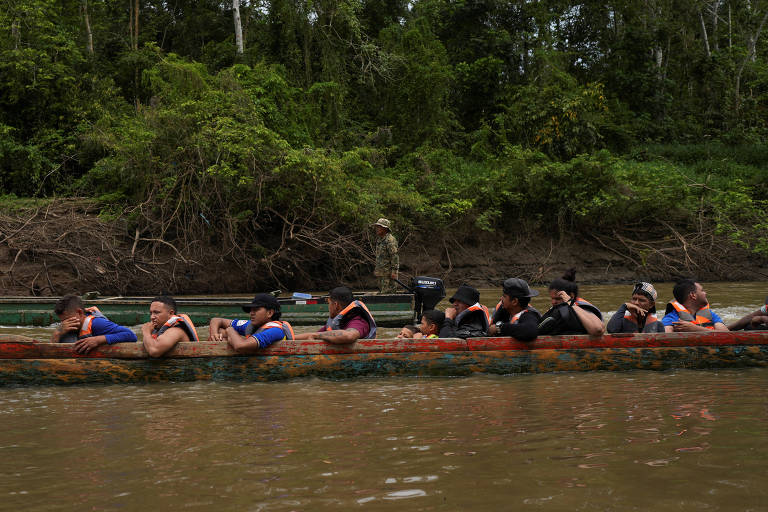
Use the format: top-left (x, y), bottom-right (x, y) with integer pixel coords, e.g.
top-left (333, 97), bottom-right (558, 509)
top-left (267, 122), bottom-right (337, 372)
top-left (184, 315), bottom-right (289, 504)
top-left (606, 282), bottom-right (665, 334)
top-left (51, 294), bottom-right (137, 354)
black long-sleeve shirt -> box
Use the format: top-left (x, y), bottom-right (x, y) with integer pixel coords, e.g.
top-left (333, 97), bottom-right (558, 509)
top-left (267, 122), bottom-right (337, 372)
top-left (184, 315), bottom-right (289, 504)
top-left (497, 309), bottom-right (540, 341)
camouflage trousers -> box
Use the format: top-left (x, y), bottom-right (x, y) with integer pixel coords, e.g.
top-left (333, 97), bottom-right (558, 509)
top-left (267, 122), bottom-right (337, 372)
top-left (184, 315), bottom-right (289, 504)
top-left (378, 276), bottom-right (399, 294)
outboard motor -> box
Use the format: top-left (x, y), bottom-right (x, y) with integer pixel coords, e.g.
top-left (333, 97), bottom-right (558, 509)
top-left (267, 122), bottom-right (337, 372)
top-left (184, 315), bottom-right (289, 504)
top-left (412, 276), bottom-right (445, 323)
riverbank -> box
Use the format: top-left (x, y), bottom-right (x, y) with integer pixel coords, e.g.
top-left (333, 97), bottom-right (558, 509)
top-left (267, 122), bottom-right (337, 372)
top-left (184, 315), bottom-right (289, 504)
top-left (400, 231), bottom-right (768, 289)
top-left (2, 199), bottom-right (767, 296)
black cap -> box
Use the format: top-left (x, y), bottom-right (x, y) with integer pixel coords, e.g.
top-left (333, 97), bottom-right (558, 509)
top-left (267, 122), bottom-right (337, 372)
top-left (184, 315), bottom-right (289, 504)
top-left (502, 278), bottom-right (539, 298)
top-left (449, 284), bottom-right (480, 306)
top-left (241, 293), bottom-right (281, 313)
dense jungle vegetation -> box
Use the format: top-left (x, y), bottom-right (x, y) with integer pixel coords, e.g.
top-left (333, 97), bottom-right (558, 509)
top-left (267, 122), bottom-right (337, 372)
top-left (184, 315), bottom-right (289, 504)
top-left (1, 0), bottom-right (768, 292)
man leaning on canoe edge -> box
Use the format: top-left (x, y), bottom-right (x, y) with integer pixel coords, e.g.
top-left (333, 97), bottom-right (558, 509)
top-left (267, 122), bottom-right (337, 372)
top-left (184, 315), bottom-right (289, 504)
top-left (49, 276), bottom-right (766, 356)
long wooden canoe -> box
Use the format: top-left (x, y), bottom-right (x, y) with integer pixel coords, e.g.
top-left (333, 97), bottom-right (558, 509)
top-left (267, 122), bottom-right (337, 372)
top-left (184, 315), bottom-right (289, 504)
top-left (1, 331), bottom-right (766, 386)
top-left (0, 294), bottom-right (414, 327)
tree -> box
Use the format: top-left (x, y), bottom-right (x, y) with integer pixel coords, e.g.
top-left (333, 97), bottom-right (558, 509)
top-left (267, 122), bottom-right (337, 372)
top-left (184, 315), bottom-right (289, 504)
top-left (233, 0), bottom-right (244, 54)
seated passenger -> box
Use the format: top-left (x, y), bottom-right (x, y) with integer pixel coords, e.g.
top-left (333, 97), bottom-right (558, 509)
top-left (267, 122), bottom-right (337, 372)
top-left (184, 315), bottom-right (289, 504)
top-left (416, 309), bottom-right (449, 339)
top-left (662, 279), bottom-right (727, 332)
top-left (727, 296), bottom-right (768, 330)
top-left (606, 282), bottom-right (665, 334)
top-left (487, 278), bottom-right (541, 341)
top-left (141, 295), bottom-right (199, 357)
top-left (294, 286), bottom-right (377, 343)
top-left (208, 293), bottom-right (294, 353)
top-left (538, 269), bottom-right (604, 336)
top-left (397, 325), bottom-right (420, 339)
top-left (443, 285), bottom-right (490, 338)
top-left (51, 294), bottom-right (137, 354)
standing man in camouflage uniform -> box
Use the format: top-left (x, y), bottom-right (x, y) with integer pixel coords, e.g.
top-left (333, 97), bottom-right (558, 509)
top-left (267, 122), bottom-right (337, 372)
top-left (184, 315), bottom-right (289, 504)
top-left (372, 218), bottom-right (399, 294)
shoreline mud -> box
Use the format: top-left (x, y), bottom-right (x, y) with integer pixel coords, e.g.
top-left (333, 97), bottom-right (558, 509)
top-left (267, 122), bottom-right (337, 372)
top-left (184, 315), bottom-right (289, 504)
top-left (3, 229), bottom-right (768, 296)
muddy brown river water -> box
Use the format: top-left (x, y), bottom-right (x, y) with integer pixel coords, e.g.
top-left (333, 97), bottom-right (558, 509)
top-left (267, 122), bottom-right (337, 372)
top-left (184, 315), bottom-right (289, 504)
top-left (1, 282), bottom-right (767, 510)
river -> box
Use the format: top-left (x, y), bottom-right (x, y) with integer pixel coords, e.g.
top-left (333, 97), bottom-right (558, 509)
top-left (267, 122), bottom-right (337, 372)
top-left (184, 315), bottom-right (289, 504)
top-left (0, 282), bottom-right (767, 510)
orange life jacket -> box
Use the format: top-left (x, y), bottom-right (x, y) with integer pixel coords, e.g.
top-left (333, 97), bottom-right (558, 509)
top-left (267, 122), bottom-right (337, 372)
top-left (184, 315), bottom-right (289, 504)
top-left (246, 320), bottom-right (295, 340)
top-left (666, 301), bottom-right (715, 329)
top-left (623, 309), bottom-right (659, 325)
top-left (455, 302), bottom-right (491, 331)
top-left (574, 297), bottom-right (603, 320)
top-left (58, 307), bottom-right (107, 343)
top-left (510, 307), bottom-right (534, 324)
top-left (324, 300), bottom-right (377, 339)
top-left (77, 307), bottom-right (106, 339)
top-left (619, 308), bottom-right (664, 333)
top-left (152, 314), bottom-right (200, 341)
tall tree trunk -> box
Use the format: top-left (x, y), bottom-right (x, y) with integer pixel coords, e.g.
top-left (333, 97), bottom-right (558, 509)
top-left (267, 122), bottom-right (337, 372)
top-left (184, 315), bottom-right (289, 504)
top-left (712, 0), bottom-right (719, 52)
top-left (699, 11), bottom-right (711, 57)
top-left (133, 0), bottom-right (139, 51)
top-left (128, 0), bottom-right (134, 50)
top-left (11, 19), bottom-right (19, 50)
top-left (233, 0), bottom-right (243, 55)
top-left (729, 4), bottom-right (732, 48)
top-left (82, 0), bottom-right (94, 55)
top-left (735, 11), bottom-right (768, 110)
top-left (303, 21), bottom-right (312, 86)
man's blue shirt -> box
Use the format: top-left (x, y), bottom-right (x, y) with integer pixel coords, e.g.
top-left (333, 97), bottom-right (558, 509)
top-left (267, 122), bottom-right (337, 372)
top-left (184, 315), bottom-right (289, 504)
top-left (90, 316), bottom-right (138, 344)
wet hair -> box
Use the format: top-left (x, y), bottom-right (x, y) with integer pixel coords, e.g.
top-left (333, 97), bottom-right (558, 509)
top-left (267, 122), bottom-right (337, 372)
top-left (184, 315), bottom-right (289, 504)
top-left (151, 295), bottom-right (177, 314)
top-left (54, 295), bottom-right (83, 316)
top-left (549, 268), bottom-right (579, 297)
top-left (672, 279), bottom-right (697, 303)
top-left (329, 286), bottom-right (354, 306)
top-left (422, 309), bottom-right (445, 330)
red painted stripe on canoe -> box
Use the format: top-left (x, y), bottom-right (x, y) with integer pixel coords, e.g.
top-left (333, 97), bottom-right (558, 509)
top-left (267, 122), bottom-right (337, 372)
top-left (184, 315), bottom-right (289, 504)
top-left (1, 332), bottom-right (767, 359)
top-left (467, 331), bottom-right (768, 351)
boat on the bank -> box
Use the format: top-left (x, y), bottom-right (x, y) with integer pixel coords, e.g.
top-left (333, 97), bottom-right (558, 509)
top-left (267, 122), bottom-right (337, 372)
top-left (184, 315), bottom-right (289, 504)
top-left (0, 293), bottom-right (416, 327)
top-left (1, 331), bottom-right (766, 386)
top-left (0, 276), bottom-right (448, 328)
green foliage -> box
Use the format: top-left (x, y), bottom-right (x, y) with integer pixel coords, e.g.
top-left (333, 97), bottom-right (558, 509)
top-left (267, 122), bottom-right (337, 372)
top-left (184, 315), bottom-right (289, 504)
top-left (0, 193), bottom-right (52, 212)
top-left (375, 18), bottom-right (456, 149)
top-left (494, 68), bottom-right (612, 159)
top-left (3, 0), bottom-right (768, 272)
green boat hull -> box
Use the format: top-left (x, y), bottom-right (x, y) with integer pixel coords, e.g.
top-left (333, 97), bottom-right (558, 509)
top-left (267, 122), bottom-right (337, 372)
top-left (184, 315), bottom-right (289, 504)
top-left (0, 294), bottom-right (414, 327)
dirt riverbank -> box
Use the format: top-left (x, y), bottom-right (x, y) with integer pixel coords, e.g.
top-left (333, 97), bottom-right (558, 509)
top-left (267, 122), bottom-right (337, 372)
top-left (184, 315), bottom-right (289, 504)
top-left (398, 231), bottom-right (768, 289)
top-left (2, 200), bottom-right (767, 296)
top-left (3, 230), bottom-right (768, 297)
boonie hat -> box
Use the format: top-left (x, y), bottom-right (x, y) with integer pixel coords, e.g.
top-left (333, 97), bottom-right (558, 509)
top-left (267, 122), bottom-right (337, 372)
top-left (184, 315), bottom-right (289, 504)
top-left (372, 218), bottom-right (391, 230)
top-left (632, 282), bottom-right (658, 301)
top-left (241, 293), bottom-right (281, 313)
top-left (502, 278), bottom-right (539, 298)
top-left (449, 284), bottom-right (480, 306)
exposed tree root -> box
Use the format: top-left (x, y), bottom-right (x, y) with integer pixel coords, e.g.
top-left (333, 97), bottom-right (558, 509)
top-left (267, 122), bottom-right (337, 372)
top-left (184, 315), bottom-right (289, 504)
top-left (0, 198), bottom-right (375, 295)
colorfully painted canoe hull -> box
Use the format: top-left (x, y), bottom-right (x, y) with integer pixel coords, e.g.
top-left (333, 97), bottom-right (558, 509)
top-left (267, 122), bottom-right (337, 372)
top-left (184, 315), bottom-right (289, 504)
top-left (0, 331), bottom-right (766, 386)
top-left (0, 294), bottom-right (414, 327)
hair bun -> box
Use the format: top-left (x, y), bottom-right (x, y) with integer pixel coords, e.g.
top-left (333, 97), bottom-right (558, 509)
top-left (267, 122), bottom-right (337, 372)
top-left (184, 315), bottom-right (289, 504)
top-left (561, 268), bottom-right (577, 282)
